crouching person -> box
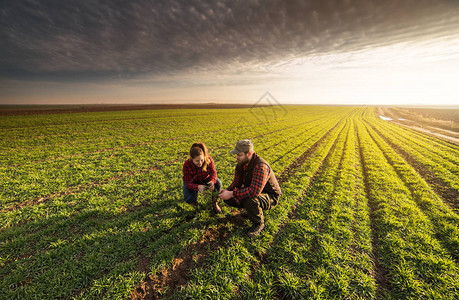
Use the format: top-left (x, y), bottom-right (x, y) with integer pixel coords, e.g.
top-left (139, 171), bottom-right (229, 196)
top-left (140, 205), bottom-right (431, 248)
top-left (219, 140), bottom-right (281, 237)
top-left (183, 142), bottom-right (222, 213)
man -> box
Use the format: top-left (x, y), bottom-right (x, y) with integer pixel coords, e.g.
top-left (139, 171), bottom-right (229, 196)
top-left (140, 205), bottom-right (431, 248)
top-left (219, 139), bottom-right (281, 237)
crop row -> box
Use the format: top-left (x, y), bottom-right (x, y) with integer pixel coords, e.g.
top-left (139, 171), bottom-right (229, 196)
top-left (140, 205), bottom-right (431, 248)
top-left (134, 108), bottom-right (459, 299)
top-left (356, 114), bottom-right (459, 299)
top-left (0, 109), bottom-right (270, 164)
top-left (1, 106), bottom-right (347, 247)
top-left (368, 115), bottom-right (459, 199)
top-left (0, 113), bottom-right (338, 217)
top-left (374, 112), bottom-right (459, 168)
top-left (0, 108), bottom-right (273, 163)
top-left (361, 119), bottom-right (459, 259)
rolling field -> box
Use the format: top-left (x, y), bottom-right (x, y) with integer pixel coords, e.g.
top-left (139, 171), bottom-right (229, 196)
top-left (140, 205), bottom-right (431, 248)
top-left (1, 106), bottom-right (458, 299)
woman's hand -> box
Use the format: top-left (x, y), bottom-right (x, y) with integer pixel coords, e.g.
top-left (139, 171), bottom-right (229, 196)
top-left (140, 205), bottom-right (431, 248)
top-left (198, 185), bottom-right (206, 193)
top-left (207, 181), bottom-right (215, 191)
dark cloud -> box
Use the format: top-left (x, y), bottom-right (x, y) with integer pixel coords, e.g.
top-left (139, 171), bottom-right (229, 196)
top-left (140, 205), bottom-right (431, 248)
top-left (0, 0), bottom-right (458, 81)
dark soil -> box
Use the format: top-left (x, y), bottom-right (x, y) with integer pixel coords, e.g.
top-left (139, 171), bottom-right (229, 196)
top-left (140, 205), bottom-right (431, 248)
top-left (0, 104), bottom-right (266, 116)
top-left (130, 213), bottom-right (248, 300)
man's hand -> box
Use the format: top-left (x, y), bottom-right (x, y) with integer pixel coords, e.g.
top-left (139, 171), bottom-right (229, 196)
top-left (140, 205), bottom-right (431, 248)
top-left (219, 189), bottom-right (234, 201)
top-left (198, 185), bottom-right (206, 193)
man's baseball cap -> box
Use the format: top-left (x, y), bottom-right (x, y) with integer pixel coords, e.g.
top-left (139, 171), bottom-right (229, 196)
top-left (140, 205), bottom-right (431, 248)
top-left (230, 139), bottom-right (254, 154)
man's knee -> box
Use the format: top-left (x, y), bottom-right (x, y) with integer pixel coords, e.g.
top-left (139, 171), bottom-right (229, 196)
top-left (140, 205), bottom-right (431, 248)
top-left (243, 197), bottom-right (263, 215)
top-left (242, 197), bottom-right (259, 210)
top-left (223, 197), bottom-right (242, 208)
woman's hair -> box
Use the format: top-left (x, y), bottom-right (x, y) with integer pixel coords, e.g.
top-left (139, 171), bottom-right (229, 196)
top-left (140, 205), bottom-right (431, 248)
top-left (189, 142), bottom-right (211, 171)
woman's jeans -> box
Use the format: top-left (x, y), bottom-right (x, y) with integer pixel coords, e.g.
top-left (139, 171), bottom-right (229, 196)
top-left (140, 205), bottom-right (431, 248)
top-left (183, 178), bottom-right (222, 204)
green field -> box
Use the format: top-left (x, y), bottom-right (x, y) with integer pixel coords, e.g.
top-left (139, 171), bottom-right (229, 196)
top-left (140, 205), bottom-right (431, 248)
top-left (1, 106), bottom-right (458, 299)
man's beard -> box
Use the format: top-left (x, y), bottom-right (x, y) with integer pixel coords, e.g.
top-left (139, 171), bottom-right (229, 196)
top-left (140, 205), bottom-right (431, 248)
top-left (237, 156), bottom-right (249, 166)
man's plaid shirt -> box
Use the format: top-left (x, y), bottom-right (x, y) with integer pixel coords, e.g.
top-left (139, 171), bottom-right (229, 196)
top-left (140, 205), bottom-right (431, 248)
top-left (227, 162), bottom-right (270, 200)
top-left (183, 156), bottom-right (217, 191)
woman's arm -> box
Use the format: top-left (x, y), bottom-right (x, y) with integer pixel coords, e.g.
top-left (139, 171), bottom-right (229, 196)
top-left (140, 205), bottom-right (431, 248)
top-left (183, 160), bottom-right (199, 190)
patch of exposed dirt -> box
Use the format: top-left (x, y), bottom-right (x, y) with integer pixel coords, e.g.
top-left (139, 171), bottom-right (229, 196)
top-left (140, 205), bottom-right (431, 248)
top-left (137, 254), bottom-right (151, 273)
top-left (394, 121), bottom-right (459, 145)
top-left (377, 107), bottom-right (459, 145)
top-left (0, 104), bottom-right (268, 116)
top-left (130, 212), bottom-right (249, 300)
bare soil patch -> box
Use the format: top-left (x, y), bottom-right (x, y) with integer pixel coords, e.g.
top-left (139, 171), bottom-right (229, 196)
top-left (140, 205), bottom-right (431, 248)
top-left (394, 122), bottom-right (459, 145)
top-left (378, 107), bottom-right (459, 145)
top-left (0, 104), bottom-right (266, 116)
top-left (130, 213), bottom-right (249, 300)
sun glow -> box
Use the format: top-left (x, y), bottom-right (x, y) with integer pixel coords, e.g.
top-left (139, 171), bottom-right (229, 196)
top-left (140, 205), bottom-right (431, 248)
top-left (266, 35), bottom-right (459, 105)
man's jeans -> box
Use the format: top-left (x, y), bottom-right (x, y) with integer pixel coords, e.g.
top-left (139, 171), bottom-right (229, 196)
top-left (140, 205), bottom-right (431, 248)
top-left (183, 178), bottom-right (222, 204)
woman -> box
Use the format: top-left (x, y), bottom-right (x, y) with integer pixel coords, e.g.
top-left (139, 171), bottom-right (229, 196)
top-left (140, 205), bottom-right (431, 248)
top-left (183, 142), bottom-right (222, 213)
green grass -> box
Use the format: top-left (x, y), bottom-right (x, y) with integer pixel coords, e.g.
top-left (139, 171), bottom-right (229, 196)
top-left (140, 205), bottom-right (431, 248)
top-left (1, 106), bottom-right (458, 299)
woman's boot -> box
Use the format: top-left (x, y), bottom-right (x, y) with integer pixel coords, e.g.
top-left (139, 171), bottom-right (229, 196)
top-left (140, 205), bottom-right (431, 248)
top-left (212, 193), bottom-right (222, 214)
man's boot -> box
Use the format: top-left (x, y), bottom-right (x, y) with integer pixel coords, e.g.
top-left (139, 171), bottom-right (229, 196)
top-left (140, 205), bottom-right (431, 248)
top-left (247, 222), bottom-right (265, 237)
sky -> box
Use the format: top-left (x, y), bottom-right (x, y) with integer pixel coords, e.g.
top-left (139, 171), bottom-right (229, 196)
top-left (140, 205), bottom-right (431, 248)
top-left (1, 0), bottom-right (459, 106)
